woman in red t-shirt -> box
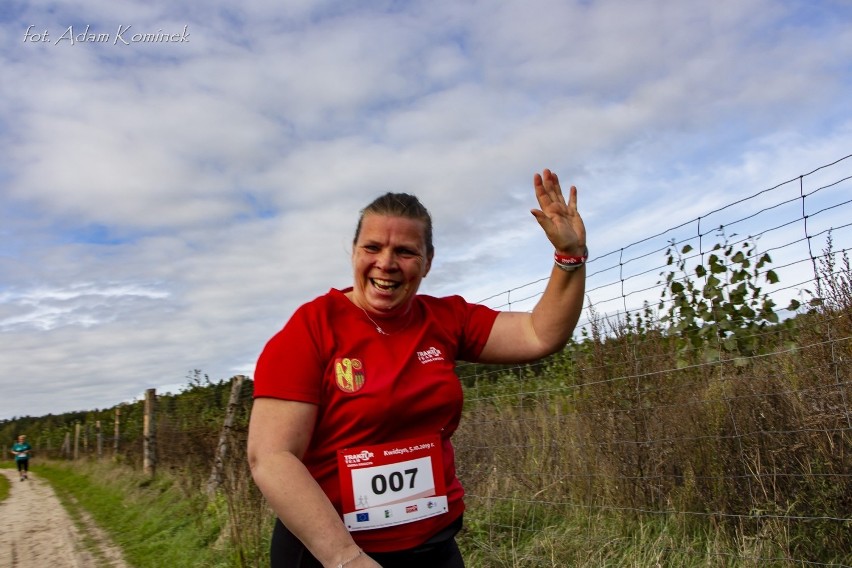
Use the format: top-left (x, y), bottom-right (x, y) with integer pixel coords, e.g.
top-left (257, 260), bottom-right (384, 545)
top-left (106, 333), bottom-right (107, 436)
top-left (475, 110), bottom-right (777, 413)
top-left (249, 169), bottom-right (587, 568)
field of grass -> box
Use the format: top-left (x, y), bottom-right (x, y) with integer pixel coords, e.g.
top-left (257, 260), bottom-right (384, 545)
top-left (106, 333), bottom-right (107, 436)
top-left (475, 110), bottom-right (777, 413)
top-left (458, 496), bottom-right (806, 567)
top-left (23, 453), bottom-right (847, 568)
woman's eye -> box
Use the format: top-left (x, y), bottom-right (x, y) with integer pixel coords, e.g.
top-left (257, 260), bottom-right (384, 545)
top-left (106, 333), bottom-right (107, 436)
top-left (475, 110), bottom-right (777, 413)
top-left (364, 245), bottom-right (380, 252)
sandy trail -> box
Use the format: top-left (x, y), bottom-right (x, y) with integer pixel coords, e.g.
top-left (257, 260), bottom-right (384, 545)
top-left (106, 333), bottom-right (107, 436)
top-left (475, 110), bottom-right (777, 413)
top-left (0, 468), bottom-right (130, 568)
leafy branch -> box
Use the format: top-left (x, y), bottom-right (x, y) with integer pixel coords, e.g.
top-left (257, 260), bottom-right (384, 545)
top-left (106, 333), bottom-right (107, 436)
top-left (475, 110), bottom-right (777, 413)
top-left (658, 234), bottom-right (797, 365)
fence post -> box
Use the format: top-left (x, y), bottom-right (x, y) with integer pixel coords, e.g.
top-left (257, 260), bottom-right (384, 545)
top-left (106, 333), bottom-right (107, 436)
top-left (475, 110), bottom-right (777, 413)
top-left (114, 407), bottom-right (121, 457)
top-left (74, 422), bottom-right (81, 460)
top-left (61, 431), bottom-right (71, 459)
top-left (96, 420), bottom-right (103, 460)
top-left (143, 388), bottom-right (157, 477)
top-left (206, 375), bottom-right (245, 495)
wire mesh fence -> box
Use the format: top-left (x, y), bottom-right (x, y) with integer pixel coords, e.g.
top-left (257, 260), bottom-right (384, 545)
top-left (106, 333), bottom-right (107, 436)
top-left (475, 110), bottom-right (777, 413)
top-left (455, 154), bottom-right (852, 566)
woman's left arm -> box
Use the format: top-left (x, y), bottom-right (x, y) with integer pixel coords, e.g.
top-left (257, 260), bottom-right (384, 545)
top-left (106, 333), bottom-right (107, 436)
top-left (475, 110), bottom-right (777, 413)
top-left (478, 168), bottom-right (586, 363)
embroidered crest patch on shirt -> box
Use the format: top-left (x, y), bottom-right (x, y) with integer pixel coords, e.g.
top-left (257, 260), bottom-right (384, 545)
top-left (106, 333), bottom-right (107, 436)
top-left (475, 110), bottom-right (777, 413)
top-left (335, 357), bottom-right (365, 393)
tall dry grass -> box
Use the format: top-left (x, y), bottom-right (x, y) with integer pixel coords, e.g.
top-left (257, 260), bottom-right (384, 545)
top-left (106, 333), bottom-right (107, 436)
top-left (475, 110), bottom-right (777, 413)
top-left (203, 247), bottom-right (851, 566)
top-left (453, 248), bottom-right (852, 566)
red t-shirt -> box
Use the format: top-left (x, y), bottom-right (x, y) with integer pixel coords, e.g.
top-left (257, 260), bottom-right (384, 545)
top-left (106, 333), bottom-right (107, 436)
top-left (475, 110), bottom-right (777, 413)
top-left (254, 288), bottom-right (499, 552)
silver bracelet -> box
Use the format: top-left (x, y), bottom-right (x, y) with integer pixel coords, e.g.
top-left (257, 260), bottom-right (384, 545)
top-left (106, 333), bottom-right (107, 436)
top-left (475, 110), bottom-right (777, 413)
top-left (554, 260), bottom-right (584, 272)
top-left (336, 549), bottom-right (363, 568)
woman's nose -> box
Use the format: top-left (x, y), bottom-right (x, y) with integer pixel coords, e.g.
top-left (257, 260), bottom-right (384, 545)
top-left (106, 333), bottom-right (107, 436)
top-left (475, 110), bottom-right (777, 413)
top-left (375, 250), bottom-right (397, 271)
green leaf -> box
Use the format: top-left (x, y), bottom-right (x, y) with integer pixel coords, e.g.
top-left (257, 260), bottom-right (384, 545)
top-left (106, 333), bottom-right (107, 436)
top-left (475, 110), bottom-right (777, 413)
top-left (786, 299), bottom-right (801, 311)
top-left (681, 244), bottom-right (693, 254)
top-left (765, 270), bottom-right (779, 284)
top-left (695, 265), bottom-right (707, 278)
top-left (710, 259), bottom-right (726, 274)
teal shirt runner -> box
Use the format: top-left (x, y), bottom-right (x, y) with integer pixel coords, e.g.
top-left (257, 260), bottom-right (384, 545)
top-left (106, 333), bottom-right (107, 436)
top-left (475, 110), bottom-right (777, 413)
top-left (12, 442), bottom-right (31, 461)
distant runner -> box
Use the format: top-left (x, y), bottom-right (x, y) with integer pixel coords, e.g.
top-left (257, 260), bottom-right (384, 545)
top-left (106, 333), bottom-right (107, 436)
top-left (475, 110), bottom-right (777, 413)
top-left (11, 435), bottom-right (32, 481)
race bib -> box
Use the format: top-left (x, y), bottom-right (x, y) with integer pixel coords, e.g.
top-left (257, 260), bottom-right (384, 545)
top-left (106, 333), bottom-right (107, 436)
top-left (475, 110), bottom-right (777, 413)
top-left (337, 435), bottom-right (448, 531)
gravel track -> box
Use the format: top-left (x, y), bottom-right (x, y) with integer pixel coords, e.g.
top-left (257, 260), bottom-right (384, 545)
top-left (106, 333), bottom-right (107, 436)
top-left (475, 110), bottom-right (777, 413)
top-left (0, 468), bottom-right (130, 568)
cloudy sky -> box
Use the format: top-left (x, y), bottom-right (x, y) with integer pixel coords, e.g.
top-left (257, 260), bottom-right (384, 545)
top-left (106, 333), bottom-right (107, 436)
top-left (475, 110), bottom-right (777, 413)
top-left (1, 0), bottom-right (851, 420)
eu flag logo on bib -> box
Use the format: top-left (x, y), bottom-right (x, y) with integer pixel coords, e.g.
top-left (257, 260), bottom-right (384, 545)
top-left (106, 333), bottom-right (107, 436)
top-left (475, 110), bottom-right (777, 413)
top-left (356, 513), bottom-right (369, 523)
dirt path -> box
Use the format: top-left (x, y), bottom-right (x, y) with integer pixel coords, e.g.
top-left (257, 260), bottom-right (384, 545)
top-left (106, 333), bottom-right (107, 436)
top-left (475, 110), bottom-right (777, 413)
top-left (0, 468), bottom-right (130, 568)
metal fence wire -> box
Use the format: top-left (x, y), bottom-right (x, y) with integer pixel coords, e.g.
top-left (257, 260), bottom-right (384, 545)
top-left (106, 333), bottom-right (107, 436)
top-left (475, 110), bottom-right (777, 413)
top-left (455, 154), bottom-right (852, 567)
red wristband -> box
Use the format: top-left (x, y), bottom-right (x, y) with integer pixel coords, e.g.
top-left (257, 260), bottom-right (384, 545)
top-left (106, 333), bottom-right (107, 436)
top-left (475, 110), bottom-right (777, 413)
top-left (554, 246), bottom-right (588, 271)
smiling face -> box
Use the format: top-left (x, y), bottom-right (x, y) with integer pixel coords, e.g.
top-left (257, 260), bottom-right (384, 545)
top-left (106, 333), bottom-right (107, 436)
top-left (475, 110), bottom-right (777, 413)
top-left (350, 213), bottom-right (432, 317)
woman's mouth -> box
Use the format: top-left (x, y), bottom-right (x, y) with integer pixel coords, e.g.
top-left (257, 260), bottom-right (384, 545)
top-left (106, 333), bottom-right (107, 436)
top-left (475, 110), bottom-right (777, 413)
top-left (370, 278), bottom-right (400, 292)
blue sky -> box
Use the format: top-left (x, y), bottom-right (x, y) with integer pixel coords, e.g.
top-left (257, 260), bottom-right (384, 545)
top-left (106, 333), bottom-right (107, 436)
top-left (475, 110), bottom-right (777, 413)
top-left (1, 0), bottom-right (851, 420)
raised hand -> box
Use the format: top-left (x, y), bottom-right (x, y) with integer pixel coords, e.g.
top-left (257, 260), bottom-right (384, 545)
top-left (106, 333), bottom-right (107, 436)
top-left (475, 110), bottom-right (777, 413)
top-left (530, 168), bottom-right (586, 255)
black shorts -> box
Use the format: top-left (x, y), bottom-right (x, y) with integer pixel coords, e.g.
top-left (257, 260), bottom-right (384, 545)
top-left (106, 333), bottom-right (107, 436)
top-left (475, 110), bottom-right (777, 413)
top-left (270, 515), bottom-right (465, 568)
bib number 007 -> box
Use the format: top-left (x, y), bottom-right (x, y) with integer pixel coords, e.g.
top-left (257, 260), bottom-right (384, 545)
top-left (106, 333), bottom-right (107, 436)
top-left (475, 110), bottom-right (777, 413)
top-left (338, 436), bottom-right (448, 530)
top-left (371, 468), bottom-right (417, 495)
top-left (351, 456), bottom-right (434, 508)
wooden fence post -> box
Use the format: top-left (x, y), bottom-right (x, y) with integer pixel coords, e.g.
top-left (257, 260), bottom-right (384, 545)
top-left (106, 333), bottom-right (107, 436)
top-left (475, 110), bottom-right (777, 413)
top-left (206, 375), bottom-right (245, 495)
top-left (143, 388), bottom-right (157, 476)
top-left (114, 407), bottom-right (121, 457)
top-left (61, 431), bottom-right (71, 459)
top-left (74, 422), bottom-right (81, 460)
top-left (96, 420), bottom-right (103, 460)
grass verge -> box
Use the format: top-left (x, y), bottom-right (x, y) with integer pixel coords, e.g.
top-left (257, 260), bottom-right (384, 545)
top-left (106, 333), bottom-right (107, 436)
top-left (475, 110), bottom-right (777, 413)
top-left (458, 501), bottom-right (798, 568)
top-left (0, 464), bottom-right (11, 501)
top-left (34, 460), bottom-right (234, 568)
